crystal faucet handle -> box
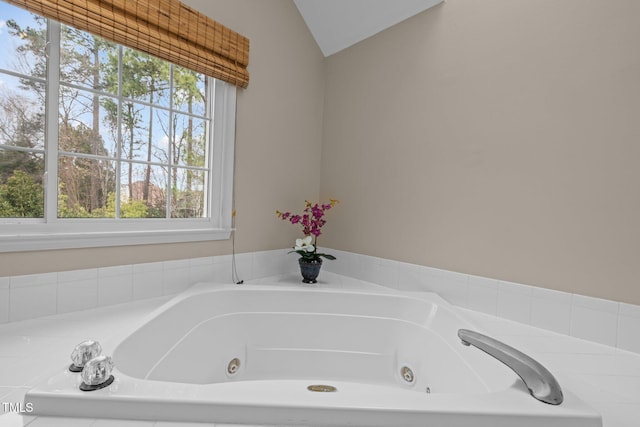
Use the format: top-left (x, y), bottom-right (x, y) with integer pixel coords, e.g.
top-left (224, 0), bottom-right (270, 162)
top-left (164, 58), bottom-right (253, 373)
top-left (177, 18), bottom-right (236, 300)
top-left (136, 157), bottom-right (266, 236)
top-left (70, 340), bottom-right (102, 372)
top-left (80, 355), bottom-right (115, 391)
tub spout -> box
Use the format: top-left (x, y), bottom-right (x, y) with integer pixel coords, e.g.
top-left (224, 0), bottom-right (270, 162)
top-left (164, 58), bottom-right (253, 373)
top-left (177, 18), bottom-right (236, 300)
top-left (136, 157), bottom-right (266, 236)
top-left (457, 329), bottom-right (563, 405)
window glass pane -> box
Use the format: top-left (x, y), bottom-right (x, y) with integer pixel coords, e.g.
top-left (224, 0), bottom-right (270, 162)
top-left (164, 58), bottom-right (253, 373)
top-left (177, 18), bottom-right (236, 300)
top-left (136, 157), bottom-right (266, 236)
top-left (0, 4), bottom-right (47, 78)
top-left (172, 114), bottom-right (207, 168)
top-left (0, 74), bottom-right (45, 150)
top-left (173, 65), bottom-right (206, 116)
top-left (60, 26), bottom-right (117, 95)
top-left (118, 104), bottom-right (169, 164)
top-left (58, 156), bottom-right (115, 218)
top-left (59, 91), bottom-right (117, 157)
top-left (171, 167), bottom-right (206, 218)
top-left (119, 161), bottom-right (168, 218)
top-left (119, 101), bottom-right (164, 163)
top-left (120, 47), bottom-right (170, 107)
top-left (0, 73), bottom-right (45, 219)
top-left (143, 163), bottom-right (168, 218)
top-left (0, 148), bottom-right (44, 218)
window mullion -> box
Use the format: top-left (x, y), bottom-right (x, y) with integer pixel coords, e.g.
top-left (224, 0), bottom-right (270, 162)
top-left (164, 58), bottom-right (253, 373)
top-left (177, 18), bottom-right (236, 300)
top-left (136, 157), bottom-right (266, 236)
top-left (166, 64), bottom-right (174, 219)
top-left (203, 77), bottom-right (214, 218)
top-left (44, 20), bottom-right (61, 222)
top-left (115, 46), bottom-right (123, 219)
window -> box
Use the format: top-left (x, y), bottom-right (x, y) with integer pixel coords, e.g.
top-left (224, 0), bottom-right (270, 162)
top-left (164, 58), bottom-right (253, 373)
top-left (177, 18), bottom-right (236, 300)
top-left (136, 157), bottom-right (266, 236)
top-left (0, 2), bottom-right (236, 251)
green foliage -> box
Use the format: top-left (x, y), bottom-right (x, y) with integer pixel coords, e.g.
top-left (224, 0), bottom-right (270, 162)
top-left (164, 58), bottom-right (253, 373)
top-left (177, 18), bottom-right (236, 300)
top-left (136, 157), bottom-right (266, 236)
top-left (91, 193), bottom-right (148, 218)
top-left (121, 198), bottom-right (149, 218)
top-left (57, 183), bottom-right (91, 218)
top-left (0, 170), bottom-right (44, 217)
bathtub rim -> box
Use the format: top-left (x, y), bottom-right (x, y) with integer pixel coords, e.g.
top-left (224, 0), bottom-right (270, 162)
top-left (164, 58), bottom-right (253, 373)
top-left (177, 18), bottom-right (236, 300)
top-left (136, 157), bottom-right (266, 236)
top-left (24, 279), bottom-right (603, 426)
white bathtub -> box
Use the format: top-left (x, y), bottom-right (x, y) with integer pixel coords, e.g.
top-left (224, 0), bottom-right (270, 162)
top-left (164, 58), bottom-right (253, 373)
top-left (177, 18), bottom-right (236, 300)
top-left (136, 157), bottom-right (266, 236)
top-left (26, 281), bottom-right (602, 426)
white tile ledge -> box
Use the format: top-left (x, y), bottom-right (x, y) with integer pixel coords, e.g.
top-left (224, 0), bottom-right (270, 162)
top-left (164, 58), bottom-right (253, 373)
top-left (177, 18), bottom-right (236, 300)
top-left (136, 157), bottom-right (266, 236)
top-left (322, 249), bottom-right (640, 355)
top-left (0, 249), bottom-right (295, 325)
top-left (1, 248), bottom-right (639, 355)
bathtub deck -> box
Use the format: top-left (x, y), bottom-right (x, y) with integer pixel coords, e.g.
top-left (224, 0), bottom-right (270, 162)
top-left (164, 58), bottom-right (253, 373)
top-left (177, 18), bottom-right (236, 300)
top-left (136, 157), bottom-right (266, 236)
top-left (0, 272), bottom-right (638, 427)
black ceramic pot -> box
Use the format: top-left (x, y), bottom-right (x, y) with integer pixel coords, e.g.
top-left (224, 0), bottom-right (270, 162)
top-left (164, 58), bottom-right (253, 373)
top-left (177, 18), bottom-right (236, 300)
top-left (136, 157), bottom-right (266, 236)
top-left (298, 258), bottom-right (322, 284)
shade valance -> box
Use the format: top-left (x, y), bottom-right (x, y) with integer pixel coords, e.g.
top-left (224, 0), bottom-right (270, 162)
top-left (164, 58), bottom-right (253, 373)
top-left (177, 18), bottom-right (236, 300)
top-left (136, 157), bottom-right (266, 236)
top-left (5, 0), bottom-right (250, 88)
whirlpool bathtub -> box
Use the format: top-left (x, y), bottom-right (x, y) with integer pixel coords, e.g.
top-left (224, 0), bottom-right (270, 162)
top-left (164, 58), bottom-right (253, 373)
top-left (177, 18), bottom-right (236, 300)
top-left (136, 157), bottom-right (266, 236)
top-left (26, 280), bottom-right (602, 426)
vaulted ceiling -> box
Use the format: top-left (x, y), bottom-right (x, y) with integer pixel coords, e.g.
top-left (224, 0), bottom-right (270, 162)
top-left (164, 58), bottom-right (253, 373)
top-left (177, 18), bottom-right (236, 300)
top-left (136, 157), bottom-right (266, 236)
top-left (293, 0), bottom-right (443, 56)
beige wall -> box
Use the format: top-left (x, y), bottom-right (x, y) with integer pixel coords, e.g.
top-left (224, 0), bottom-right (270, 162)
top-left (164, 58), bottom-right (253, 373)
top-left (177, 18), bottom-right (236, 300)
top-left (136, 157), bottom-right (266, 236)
top-left (0, 0), bottom-right (324, 276)
top-left (5, 0), bottom-right (640, 307)
top-left (320, 0), bottom-right (640, 304)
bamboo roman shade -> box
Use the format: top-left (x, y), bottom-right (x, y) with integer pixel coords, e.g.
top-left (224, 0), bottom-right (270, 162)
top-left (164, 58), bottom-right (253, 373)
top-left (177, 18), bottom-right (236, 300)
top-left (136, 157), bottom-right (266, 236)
top-left (5, 0), bottom-right (250, 88)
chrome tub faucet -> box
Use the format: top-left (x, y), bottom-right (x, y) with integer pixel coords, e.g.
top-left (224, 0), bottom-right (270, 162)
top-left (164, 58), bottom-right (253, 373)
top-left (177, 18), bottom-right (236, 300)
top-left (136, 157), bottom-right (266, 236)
top-left (458, 329), bottom-right (563, 405)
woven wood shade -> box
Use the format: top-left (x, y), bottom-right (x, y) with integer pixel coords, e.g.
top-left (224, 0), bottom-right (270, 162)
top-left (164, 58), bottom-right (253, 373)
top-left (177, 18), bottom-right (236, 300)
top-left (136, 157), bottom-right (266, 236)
top-left (5, 0), bottom-right (250, 88)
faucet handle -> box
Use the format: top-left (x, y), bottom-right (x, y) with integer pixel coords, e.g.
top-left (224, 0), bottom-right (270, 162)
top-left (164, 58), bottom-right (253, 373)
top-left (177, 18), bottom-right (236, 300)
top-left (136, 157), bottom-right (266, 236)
top-left (79, 355), bottom-right (115, 391)
top-left (69, 340), bottom-right (102, 372)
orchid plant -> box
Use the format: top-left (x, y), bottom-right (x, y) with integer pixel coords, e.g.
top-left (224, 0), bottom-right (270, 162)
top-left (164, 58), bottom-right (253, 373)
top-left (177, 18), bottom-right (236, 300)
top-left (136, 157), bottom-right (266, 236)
top-left (276, 199), bottom-right (339, 262)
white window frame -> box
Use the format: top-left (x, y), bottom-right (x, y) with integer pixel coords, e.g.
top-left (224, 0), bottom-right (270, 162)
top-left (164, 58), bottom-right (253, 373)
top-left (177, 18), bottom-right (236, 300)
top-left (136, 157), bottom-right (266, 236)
top-left (0, 19), bottom-right (236, 253)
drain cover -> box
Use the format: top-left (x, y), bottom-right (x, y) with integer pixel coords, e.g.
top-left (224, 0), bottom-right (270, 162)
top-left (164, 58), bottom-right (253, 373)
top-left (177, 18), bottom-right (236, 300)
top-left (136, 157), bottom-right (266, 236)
top-left (307, 384), bottom-right (337, 392)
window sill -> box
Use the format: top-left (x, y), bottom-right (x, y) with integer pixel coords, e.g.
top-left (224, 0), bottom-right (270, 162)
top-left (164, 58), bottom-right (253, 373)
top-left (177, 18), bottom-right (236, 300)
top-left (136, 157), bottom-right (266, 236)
top-left (0, 226), bottom-right (232, 252)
